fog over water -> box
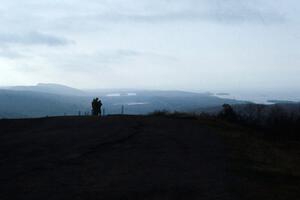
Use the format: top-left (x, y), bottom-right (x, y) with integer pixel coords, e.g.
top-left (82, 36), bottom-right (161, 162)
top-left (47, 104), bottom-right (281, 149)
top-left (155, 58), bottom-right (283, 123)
top-left (214, 90), bottom-right (300, 104)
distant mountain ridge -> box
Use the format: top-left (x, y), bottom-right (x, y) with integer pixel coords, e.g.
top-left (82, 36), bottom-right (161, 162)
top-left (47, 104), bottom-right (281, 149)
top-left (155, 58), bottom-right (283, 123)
top-left (0, 89), bottom-right (89, 118)
top-left (8, 83), bottom-right (86, 96)
top-left (0, 83), bottom-right (249, 118)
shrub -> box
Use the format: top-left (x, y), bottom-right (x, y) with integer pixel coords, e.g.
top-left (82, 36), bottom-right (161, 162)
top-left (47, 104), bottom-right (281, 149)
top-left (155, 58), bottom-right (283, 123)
top-left (149, 110), bottom-right (170, 116)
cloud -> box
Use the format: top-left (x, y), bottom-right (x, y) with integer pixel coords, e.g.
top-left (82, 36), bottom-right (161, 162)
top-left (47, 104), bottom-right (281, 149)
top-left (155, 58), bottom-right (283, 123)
top-left (31, 49), bottom-right (141, 73)
top-left (54, 0), bottom-right (285, 25)
top-left (89, 10), bottom-right (284, 25)
top-left (0, 31), bottom-right (72, 46)
top-left (95, 49), bottom-right (140, 63)
top-left (0, 0), bottom-right (299, 90)
top-left (0, 0), bottom-right (288, 39)
top-left (31, 48), bottom-right (177, 76)
top-left (0, 47), bottom-right (23, 59)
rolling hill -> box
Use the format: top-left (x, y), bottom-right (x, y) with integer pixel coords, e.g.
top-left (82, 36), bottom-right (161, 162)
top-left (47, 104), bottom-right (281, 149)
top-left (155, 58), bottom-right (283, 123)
top-left (0, 83), bottom-right (248, 118)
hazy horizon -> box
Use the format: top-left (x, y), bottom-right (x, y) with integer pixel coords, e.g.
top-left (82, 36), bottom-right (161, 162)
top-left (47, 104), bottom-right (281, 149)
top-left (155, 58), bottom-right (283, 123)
top-left (1, 82), bottom-right (300, 104)
top-left (1, 0), bottom-right (300, 92)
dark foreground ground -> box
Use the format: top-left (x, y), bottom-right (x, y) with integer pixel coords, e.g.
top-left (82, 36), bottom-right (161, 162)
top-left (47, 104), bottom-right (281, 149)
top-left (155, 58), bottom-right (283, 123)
top-left (0, 116), bottom-right (299, 200)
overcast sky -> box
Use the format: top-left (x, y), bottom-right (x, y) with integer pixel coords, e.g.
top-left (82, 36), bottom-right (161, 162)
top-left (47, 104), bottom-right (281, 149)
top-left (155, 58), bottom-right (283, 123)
top-left (0, 0), bottom-right (299, 91)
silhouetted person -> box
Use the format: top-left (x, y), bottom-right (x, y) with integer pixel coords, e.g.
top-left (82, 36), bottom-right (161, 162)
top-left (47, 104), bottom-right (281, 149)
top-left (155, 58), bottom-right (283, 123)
top-left (92, 98), bottom-right (103, 116)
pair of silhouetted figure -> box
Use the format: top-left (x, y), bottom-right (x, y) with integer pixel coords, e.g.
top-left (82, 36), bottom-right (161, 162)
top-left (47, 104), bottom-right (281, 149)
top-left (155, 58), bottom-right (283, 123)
top-left (92, 98), bottom-right (102, 116)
